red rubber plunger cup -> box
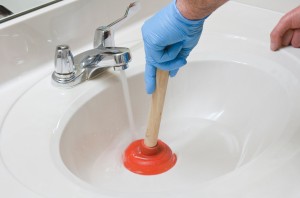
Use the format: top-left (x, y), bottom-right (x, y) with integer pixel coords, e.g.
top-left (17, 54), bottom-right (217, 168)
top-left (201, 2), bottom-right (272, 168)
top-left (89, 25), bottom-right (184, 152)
top-left (123, 69), bottom-right (177, 175)
top-left (124, 139), bottom-right (177, 175)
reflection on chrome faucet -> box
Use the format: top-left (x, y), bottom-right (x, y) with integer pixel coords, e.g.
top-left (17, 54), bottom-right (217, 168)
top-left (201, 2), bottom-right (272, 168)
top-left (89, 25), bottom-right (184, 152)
top-left (52, 2), bottom-right (140, 88)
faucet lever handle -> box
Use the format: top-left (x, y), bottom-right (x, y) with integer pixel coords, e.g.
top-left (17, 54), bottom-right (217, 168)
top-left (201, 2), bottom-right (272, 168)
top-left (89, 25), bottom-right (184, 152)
top-left (94, 26), bottom-right (114, 48)
top-left (107, 2), bottom-right (141, 29)
top-left (93, 2), bottom-right (140, 49)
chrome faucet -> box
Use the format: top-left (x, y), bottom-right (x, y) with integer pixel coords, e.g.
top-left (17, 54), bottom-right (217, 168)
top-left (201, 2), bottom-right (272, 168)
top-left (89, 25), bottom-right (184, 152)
top-left (52, 2), bottom-right (140, 88)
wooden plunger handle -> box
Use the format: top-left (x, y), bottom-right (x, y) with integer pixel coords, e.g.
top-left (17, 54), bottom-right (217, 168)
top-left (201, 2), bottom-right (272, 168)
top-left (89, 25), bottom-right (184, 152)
top-left (144, 69), bottom-right (169, 147)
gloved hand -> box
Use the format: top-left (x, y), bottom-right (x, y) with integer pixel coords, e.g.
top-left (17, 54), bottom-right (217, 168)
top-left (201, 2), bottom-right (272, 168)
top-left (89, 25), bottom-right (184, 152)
top-left (142, 0), bottom-right (207, 94)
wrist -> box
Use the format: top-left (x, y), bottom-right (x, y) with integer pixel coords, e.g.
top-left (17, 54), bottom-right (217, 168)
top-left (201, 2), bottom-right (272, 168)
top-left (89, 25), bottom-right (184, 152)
top-left (176, 0), bottom-right (228, 20)
top-left (176, 0), bottom-right (209, 20)
top-left (171, 0), bottom-right (207, 27)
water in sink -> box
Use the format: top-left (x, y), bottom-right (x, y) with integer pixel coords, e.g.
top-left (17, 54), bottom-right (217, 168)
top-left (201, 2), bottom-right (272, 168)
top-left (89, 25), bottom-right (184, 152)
top-left (85, 116), bottom-right (241, 193)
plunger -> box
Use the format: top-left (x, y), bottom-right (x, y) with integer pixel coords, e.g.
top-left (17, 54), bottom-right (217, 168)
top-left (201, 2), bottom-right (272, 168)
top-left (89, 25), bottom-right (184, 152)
top-left (123, 69), bottom-right (177, 175)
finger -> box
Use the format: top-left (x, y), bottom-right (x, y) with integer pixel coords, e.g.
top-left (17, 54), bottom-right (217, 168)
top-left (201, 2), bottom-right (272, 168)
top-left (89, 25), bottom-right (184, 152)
top-left (291, 29), bottom-right (300, 48)
top-left (169, 68), bottom-right (179, 77)
top-left (157, 57), bottom-right (187, 71)
top-left (159, 42), bottom-right (183, 63)
top-left (144, 63), bottom-right (157, 94)
top-left (270, 14), bottom-right (293, 51)
top-left (282, 29), bottom-right (294, 46)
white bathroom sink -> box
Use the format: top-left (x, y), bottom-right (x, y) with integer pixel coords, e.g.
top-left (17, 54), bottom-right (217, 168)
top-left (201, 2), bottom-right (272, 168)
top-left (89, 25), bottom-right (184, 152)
top-left (1, 2), bottom-right (300, 198)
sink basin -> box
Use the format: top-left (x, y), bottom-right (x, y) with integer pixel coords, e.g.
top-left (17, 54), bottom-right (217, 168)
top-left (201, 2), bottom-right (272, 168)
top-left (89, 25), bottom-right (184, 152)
top-left (1, 2), bottom-right (300, 198)
top-left (60, 58), bottom-right (292, 192)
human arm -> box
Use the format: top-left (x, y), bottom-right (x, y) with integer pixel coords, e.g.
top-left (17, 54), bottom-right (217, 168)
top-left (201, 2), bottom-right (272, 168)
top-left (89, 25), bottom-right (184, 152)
top-left (270, 6), bottom-right (300, 51)
top-left (176, 0), bottom-right (228, 20)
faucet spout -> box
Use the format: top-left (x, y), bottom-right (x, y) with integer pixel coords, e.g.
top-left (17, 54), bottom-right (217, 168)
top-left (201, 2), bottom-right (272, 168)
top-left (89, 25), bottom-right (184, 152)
top-left (74, 47), bottom-right (131, 79)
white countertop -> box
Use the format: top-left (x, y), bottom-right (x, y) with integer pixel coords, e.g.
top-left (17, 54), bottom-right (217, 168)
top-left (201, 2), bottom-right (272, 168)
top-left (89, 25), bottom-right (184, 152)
top-left (234, 0), bottom-right (299, 13)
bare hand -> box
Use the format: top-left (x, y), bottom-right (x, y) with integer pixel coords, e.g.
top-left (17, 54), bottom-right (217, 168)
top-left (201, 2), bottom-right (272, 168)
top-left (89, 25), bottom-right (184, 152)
top-left (270, 6), bottom-right (300, 51)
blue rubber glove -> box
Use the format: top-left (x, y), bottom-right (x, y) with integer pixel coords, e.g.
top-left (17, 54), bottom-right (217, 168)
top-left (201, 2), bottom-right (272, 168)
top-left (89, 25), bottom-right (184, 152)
top-left (142, 0), bottom-right (207, 94)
